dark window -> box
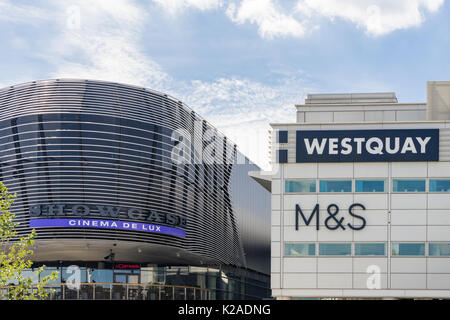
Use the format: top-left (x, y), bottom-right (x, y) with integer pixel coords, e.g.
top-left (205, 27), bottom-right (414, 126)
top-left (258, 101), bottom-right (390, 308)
top-left (277, 150), bottom-right (288, 163)
top-left (277, 131), bottom-right (288, 143)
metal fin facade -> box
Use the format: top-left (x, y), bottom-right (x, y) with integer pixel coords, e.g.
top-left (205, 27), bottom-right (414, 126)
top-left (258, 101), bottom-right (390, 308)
top-left (0, 79), bottom-right (270, 276)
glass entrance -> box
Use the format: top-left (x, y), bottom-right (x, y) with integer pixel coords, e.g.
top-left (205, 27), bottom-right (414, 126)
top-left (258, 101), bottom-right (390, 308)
top-left (113, 273), bottom-right (139, 283)
top-left (112, 270), bottom-right (140, 299)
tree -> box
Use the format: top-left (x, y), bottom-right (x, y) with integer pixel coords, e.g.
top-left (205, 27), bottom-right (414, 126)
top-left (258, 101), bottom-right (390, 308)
top-left (0, 181), bottom-right (59, 300)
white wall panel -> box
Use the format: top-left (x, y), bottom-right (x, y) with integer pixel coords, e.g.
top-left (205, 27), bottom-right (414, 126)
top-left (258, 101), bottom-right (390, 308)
top-left (271, 195), bottom-right (281, 210)
top-left (428, 162), bottom-right (450, 177)
top-left (272, 227), bottom-right (280, 243)
top-left (363, 210), bottom-right (388, 226)
top-left (354, 194), bottom-right (388, 210)
top-left (428, 210), bottom-right (450, 225)
top-left (272, 258), bottom-right (280, 273)
top-left (391, 274), bottom-right (426, 289)
top-left (272, 180), bottom-right (281, 195)
top-left (353, 258), bottom-right (388, 273)
top-left (318, 274), bottom-right (353, 289)
top-left (317, 228), bottom-right (353, 242)
top-left (284, 195), bottom-right (318, 210)
top-left (271, 273), bottom-right (280, 289)
top-left (318, 163), bottom-right (353, 178)
top-left (396, 110), bottom-right (426, 121)
top-left (391, 194), bottom-right (427, 209)
top-left (284, 226), bottom-right (317, 242)
top-left (282, 273), bottom-right (317, 289)
top-left (353, 226), bottom-right (388, 241)
top-left (428, 194), bottom-right (450, 210)
top-left (427, 226), bottom-right (450, 241)
top-left (354, 163), bottom-right (388, 178)
top-left (391, 210), bottom-right (426, 225)
top-left (427, 274), bottom-right (450, 289)
top-left (391, 226), bottom-right (426, 241)
top-left (317, 258), bottom-right (352, 273)
top-left (391, 162), bottom-right (427, 177)
top-left (391, 258), bottom-right (426, 273)
top-left (333, 111), bottom-right (365, 123)
top-left (427, 258), bottom-right (450, 273)
top-left (283, 258), bottom-right (317, 273)
top-left (272, 210), bottom-right (280, 226)
top-left (284, 163), bottom-right (318, 178)
top-left (271, 241), bottom-right (281, 257)
top-left (353, 273), bottom-right (388, 289)
top-left (305, 112), bottom-right (333, 123)
top-left (317, 194), bottom-right (354, 209)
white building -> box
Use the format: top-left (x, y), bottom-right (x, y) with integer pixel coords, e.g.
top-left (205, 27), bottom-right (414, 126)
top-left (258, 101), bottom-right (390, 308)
top-left (251, 81), bottom-right (450, 299)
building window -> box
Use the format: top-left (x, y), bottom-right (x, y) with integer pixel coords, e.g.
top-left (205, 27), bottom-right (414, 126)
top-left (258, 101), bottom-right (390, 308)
top-left (429, 180), bottom-right (450, 192)
top-left (355, 180), bottom-right (385, 193)
top-left (277, 130), bottom-right (288, 143)
top-left (392, 243), bottom-right (425, 256)
top-left (319, 180), bottom-right (352, 193)
top-left (392, 179), bottom-right (426, 192)
top-left (277, 149), bottom-right (288, 163)
top-left (285, 243), bottom-right (316, 256)
top-left (319, 243), bottom-right (351, 256)
top-left (354, 243), bottom-right (386, 256)
top-left (429, 243), bottom-right (450, 256)
top-left (285, 180), bottom-right (316, 193)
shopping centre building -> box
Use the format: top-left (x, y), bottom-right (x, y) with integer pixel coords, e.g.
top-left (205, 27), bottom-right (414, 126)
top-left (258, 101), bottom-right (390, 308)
top-left (0, 79), bottom-right (270, 300)
top-left (251, 81), bottom-right (450, 299)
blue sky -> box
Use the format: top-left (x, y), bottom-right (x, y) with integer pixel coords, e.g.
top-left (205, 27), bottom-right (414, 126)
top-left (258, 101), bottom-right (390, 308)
top-left (0, 0), bottom-right (449, 169)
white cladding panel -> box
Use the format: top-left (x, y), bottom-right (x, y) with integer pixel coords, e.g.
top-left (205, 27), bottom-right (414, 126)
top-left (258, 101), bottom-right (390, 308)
top-left (273, 160), bottom-right (450, 298)
top-left (271, 121), bottom-right (450, 298)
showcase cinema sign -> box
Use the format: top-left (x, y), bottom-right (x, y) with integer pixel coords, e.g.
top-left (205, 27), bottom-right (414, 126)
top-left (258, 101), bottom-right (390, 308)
top-left (28, 203), bottom-right (187, 238)
top-left (296, 129), bottom-right (439, 162)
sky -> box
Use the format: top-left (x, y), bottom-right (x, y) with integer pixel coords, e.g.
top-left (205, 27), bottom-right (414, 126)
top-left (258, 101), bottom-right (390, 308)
top-left (0, 0), bottom-right (449, 170)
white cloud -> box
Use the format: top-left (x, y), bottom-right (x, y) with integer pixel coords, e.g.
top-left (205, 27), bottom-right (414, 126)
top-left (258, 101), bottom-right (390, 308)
top-left (226, 0), bottom-right (305, 39)
top-left (295, 0), bottom-right (445, 36)
top-left (151, 0), bottom-right (445, 39)
top-left (152, 0), bottom-right (222, 14)
top-left (0, 0), bottom-right (308, 168)
top-left (176, 76), bottom-right (312, 169)
top-left (44, 0), bottom-right (171, 90)
top-left (0, 0), bottom-right (50, 25)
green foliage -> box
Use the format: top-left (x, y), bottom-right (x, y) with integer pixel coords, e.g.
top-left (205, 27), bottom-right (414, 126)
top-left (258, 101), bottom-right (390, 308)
top-left (0, 181), bottom-right (59, 300)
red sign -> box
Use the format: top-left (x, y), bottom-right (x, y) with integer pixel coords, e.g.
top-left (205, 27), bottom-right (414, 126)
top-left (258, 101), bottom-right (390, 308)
top-left (115, 264), bottom-right (140, 269)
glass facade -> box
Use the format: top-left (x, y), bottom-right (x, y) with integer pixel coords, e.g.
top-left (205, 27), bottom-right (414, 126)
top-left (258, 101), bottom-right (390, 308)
top-left (16, 262), bottom-right (269, 300)
top-left (393, 179), bottom-right (426, 192)
top-left (392, 243), bottom-right (425, 256)
top-left (284, 243), bottom-right (316, 256)
top-left (319, 243), bottom-right (352, 256)
top-left (285, 180), bottom-right (316, 193)
top-left (319, 180), bottom-right (352, 193)
top-left (429, 243), bottom-right (450, 256)
top-left (429, 180), bottom-right (450, 192)
top-left (355, 180), bottom-right (385, 192)
top-left (354, 243), bottom-right (385, 256)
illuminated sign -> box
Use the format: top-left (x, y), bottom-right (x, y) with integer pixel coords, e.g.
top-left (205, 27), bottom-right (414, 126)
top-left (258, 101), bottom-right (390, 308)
top-left (29, 203), bottom-right (187, 228)
top-left (29, 218), bottom-right (186, 238)
top-left (296, 129), bottom-right (439, 162)
top-left (115, 264), bottom-right (140, 269)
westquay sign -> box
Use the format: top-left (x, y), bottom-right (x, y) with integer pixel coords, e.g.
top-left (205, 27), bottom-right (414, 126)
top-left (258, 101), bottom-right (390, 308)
top-left (296, 129), bottom-right (439, 162)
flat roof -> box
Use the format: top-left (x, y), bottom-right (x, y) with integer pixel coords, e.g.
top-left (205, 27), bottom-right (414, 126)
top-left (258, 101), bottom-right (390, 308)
top-left (305, 92), bottom-right (398, 105)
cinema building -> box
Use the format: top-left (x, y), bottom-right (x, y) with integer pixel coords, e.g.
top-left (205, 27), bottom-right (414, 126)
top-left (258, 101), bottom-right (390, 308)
top-left (0, 79), bottom-right (270, 300)
top-left (250, 81), bottom-right (450, 299)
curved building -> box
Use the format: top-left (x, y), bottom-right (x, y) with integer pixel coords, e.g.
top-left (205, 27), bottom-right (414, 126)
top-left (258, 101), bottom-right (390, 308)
top-left (0, 79), bottom-right (270, 300)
